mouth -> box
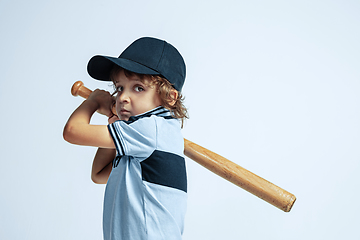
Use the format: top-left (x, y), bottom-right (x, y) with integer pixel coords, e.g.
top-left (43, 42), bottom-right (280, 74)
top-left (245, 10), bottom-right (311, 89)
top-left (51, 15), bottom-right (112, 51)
top-left (118, 109), bottom-right (131, 121)
top-left (119, 108), bottom-right (130, 115)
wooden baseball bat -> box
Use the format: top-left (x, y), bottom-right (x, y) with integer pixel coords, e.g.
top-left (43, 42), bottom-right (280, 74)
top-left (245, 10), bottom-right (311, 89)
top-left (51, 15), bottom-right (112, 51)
top-left (71, 81), bottom-right (296, 212)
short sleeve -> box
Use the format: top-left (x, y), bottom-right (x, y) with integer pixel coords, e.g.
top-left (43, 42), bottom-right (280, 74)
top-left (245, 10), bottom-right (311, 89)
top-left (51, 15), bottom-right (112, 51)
top-left (108, 117), bottom-right (157, 159)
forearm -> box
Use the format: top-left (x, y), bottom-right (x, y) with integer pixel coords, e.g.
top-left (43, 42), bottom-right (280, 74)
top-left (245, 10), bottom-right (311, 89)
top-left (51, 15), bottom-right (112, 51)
top-left (68, 98), bottom-right (98, 123)
top-left (91, 148), bottom-right (116, 184)
top-left (63, 99), bottom-right (97, 143)
top-left (63, 99), bottom-right (115, 148)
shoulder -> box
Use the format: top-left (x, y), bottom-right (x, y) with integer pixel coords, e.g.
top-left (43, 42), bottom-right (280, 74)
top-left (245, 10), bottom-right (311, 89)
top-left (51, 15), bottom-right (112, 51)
top-left (109, 117), bottom-right (158, 142)
top-left (152, 114), bottom-right (181, 128)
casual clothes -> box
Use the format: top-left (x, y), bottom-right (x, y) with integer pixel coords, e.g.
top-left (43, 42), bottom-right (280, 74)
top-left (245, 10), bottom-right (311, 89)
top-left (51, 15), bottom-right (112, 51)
top-left (104, 106), bottom-right (187, 240)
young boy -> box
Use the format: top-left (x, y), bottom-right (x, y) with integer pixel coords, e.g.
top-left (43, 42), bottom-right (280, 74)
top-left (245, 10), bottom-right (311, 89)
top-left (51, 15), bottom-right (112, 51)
top-left (63, 37), bottom-right (188, 240)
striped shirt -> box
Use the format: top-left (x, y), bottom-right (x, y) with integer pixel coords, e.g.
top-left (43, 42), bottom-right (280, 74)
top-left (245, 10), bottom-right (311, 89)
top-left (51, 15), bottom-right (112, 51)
top-left (105, 106), bottom-right (187, 240)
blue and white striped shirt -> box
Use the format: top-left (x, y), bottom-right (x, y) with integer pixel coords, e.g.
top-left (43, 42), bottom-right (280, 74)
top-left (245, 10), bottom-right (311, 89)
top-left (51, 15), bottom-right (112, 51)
top-left (105, 106), bottom-right (187, 240)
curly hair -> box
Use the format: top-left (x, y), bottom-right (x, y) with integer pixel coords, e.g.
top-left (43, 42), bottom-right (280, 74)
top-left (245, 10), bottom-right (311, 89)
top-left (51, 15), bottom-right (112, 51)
top-left (110, 66), bottom-right (188, 127)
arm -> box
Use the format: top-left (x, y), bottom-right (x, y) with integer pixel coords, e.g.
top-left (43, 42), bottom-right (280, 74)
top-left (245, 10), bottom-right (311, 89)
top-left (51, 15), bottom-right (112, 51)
top-left (91, 115), bottom-right (120, 184)
top-left (63, 89), bottom-right (115, 148)
top-left (91, 148), bottom-right (116, 184)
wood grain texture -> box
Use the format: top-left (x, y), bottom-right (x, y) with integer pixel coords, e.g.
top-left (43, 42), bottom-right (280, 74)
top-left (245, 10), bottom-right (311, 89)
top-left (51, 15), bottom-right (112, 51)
top-left (184, 139), bottom-right (296, 212)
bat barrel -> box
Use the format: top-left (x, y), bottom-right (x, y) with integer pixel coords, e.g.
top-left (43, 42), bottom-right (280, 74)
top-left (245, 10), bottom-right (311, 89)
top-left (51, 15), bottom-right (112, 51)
top-left (184, 139), bottom-right (296, 212)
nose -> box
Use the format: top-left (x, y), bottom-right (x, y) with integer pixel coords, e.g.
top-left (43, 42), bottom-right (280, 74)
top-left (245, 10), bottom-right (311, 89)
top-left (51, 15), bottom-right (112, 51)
top-left (117, 90), bottom-right (130, 103)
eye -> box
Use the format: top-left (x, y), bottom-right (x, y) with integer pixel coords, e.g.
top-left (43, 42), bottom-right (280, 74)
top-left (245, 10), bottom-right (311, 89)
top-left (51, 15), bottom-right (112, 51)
top-left (112, 86), bottom-right (123, 96)
top-left (116, 86), bottom-right (124, 92)
top-left (134, 85), bottom-right (145, 92)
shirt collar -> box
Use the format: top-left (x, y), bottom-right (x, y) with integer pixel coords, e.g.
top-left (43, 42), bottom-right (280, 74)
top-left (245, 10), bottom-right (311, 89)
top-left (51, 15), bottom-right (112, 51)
top-left (126, 106), bottom-right (172, 123)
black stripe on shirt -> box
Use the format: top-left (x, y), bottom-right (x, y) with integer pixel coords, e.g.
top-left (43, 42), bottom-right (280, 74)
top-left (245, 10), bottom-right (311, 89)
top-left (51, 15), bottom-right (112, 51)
top-left (125, 107), bottom-right (173, 124)
top-left (107, 124), bottom-right (125, 155)
top-left (141, 150), bottom-right (187, 192)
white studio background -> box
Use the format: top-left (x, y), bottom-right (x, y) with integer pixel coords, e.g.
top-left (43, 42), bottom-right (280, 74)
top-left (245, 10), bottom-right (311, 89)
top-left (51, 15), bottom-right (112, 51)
top-left (1, 0), bottom-right (359, 239)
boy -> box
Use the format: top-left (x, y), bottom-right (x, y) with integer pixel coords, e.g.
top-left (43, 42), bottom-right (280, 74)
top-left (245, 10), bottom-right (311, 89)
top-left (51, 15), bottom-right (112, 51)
top-left (63, 37), bottom-right (188, 240)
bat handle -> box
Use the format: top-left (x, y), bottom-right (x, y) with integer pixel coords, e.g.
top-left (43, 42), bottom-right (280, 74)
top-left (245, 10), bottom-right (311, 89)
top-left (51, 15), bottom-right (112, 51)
top-left (71, 81), bottom-right (117, 115)
top-left (71, 81), bottom-right (92, 98)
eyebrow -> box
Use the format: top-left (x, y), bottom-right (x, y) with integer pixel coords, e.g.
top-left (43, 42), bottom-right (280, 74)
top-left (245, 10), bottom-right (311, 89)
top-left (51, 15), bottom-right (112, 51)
top-left (114, 77), bottom-right (148, 84)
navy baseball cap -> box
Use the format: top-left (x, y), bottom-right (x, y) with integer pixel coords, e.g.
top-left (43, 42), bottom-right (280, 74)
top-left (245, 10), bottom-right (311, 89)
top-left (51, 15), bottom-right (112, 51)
top-left (87, 37), bottom-right (186, 91)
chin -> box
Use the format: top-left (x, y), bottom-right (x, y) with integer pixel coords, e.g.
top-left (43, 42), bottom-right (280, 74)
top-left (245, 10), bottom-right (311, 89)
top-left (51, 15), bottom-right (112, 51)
top-left (120, 116), bottom-right (130, 121)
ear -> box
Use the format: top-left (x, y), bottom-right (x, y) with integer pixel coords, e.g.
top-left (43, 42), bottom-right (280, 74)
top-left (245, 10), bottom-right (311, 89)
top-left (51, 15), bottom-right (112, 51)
top-left (168, 89), bottom-right (178, 106)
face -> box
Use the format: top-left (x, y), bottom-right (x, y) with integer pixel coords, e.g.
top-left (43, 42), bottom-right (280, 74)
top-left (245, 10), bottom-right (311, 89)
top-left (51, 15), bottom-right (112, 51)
top-left (113, 69), bottom-right (162, 121)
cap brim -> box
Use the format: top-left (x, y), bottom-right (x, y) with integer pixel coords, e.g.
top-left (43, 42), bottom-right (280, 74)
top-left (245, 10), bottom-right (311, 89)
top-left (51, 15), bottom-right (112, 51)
top-left (87, 55), bottom-right (160, 81)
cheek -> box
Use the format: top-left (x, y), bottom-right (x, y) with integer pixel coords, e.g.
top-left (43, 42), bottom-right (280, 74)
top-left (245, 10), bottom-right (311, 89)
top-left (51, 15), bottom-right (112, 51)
top-left (115, 100), bottom-right (121, 113)
top-left (153, 94), bottom-right (162, 106)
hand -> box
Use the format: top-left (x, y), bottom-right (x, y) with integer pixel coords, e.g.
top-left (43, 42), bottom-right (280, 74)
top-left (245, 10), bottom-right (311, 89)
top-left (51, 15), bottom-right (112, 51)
top-left (87, 89), bottom-right (114, 117)
top-left (108, 114), bottom-right (120, 124)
